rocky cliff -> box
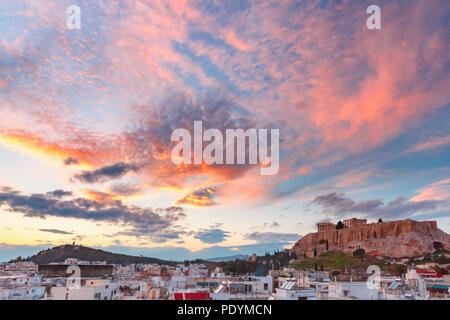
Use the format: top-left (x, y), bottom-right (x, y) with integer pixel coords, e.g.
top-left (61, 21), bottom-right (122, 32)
top-left (291, 219), bottom-right (450, 258)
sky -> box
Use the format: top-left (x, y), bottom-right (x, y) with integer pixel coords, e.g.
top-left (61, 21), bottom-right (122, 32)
top-left (0, 0), bottom-right (449, 262)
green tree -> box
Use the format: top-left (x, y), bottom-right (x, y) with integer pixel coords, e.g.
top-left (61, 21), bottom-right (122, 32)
top-left (396, 265), bottom-right (407, 276)
top-left (433, 242), bottom-right (444, 250)
top-left (353, 248), bottom-right (365, 259)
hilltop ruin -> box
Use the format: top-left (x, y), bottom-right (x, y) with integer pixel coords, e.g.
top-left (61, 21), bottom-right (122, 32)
top-left (291, 218), bottom-right (450, 258)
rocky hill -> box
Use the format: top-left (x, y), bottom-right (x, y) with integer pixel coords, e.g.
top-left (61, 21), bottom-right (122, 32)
top-left (291, 219), bottom-right (450, 258)
top-left (21, 245), bottom-right (172, 265)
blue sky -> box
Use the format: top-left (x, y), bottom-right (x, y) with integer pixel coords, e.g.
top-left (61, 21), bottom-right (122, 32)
top-left (0, 0), bottom-right (449, 262)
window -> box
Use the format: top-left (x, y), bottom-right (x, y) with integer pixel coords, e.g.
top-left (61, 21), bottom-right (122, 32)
top-left (264, 283), bottom-right (268, 291)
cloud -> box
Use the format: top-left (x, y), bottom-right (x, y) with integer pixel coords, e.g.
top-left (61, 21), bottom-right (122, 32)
top-left (0, 186), bottom-right (185, 234)
top-left (408, 135), bottom-right (450, 153)
top-left (45, 190), bottom-right (73, 199)
top-left (313, 192), bottom-right (441, 220)
top-left (297, 168), bottom-right (312, 175)
top-left (84, 184), bottom-right (148, 202)
top-left (411, 179), bottom-right (450, 202)
top-left (0, 0), bottom-right (449, 248)
top-left (313, 193), bottom-right (383, 217)
top-left (109, 183), bottom-right (146, 197)
top-left (0, 130), bottom-right (109, 167)
top-left (63, 157), bottom-right (79, 166)
top-left (194, 228), bottom-right (230, 244)
top-left (122, 91), bottom-right (258, 187)
top-left (2, 0), bottom-right (448, 206)
top-left (112, 227), bottom-right (191, 244)
top-left (72, 162), bottom-right (144, 184)
top-left (83, 190), bottom-right (117, 202)
top-left (244, 232), bottom-right (301, 244)
top-left (38, 229), bottom-right (73, 235)
top-left (175, 186), bottom-right (219, 207)
top-left (263, 222), bottom-right (280, 229)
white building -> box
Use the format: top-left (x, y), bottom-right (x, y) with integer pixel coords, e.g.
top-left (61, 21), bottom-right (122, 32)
top-left (0, 285), bottom-right (46, 300)
top-left (51, 280), bottom-right (120, 300)
top-left (328, 282), bottom-right (381, 300)
top-left (211, 276), bottom-right (272, 300)
top-left (188, 264), bottom-right (209, 277)
top-left (273, 281), bottom-right (317, 300)
top-left (211, 267), bottom-right (225, 278)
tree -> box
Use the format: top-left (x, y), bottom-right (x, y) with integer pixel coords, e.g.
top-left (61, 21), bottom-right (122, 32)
top-left (433, 241), bottom-right (444, 250)
top-left (396, 265), bottom-right (407, 276)
top-left (336, 221), bottom-right (344, 229)
top-left (353, 249), bottom-right (365, 259)
top-left (331, 271), bottom-right (340, 277)
top-left (378, 218), bottom-right (383, 223)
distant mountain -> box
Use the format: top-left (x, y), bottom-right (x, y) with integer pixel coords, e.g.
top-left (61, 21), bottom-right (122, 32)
top-left (22, 245), bottom-right (172, 265)
top-left (205, 254), bottom-right (246, 262)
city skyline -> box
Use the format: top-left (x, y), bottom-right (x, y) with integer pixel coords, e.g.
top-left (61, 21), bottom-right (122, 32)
top-left (0, 0), bottom-right (449, 262)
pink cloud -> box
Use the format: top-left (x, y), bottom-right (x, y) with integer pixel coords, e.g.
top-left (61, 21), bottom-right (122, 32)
top-left (412, 179), bottom-right (450, 202)
top-left (408, 135), bottom-right (450, 153)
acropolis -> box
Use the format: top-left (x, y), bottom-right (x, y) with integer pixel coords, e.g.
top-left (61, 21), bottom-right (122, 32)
top-left (291, 218), bottom-right (450, 258)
